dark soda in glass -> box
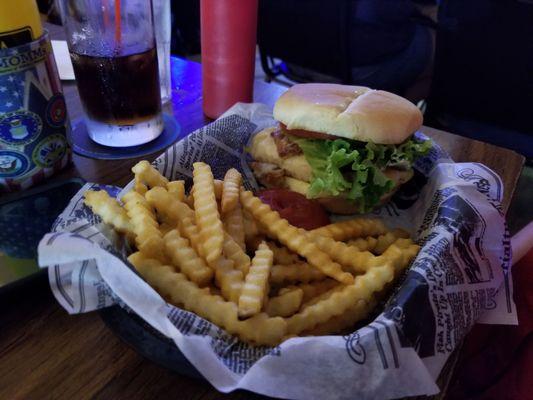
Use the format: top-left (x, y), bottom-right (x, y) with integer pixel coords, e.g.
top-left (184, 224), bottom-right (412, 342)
top-left (59, 0), bottom-right (164, 147)
top-left (71, 48), bottom-right (161, 125)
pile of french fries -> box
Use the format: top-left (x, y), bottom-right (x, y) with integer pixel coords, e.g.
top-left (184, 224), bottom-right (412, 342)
top-left (84, 160), bottom-right (420, 346)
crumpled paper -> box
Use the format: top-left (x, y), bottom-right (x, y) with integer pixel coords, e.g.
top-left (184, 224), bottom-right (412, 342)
top-left (38, 103), bottom-right (515, 400)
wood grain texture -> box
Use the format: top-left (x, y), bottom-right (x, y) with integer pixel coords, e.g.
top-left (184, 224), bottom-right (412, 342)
top-left (0, 22), bottom-right (524, 400)
top-left (421, 126), bottom-right (523, 210)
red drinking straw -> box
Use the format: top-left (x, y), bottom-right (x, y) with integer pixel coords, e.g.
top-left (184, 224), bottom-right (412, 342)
top-left (102, 0), bottom-right (110, 29)
top-left (114, 0), bottom-right (121, 47)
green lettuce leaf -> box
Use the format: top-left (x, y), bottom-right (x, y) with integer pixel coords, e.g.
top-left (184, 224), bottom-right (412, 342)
top-left (289, 135), bottom-right (431, 212)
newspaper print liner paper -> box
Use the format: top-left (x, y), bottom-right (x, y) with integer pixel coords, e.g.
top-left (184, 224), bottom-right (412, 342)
top-left (38, 103), bottom-right (515, 400)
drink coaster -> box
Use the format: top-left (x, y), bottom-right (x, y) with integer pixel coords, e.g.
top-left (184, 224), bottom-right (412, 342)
top-left (67, 114), bottom-right (181, 160)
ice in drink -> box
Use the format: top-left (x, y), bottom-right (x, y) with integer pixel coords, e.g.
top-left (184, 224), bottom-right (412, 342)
top-left (71, 48), bottom-right (161, 123)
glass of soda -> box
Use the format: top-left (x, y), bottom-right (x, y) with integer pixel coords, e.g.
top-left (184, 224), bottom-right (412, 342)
top-left (58, 0), bottom-right (163, 147)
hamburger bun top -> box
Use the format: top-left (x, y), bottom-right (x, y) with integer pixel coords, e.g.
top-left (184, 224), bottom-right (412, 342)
top-left (273, 83), bottom-right (423, 144)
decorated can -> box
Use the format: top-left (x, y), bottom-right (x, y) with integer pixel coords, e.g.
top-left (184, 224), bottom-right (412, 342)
top-left (0, 31), bottom-right (71, 192)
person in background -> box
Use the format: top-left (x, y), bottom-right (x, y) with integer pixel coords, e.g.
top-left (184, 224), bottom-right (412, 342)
top-left (347, 0), bottom-right (437, 101)
top-left (258, 0), bottom-right (438, 103)
top-left (425, 0), bottom-right (533, 156)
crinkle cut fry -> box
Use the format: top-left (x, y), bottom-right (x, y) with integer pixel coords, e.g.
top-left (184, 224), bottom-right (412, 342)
top-left (167, 180), bottom-right (185, 202)
top-left (122, 190), bottom-right (150, 213)
top-left (128, 253), bottom-right (286, 346)
top-left (134, 177), bottom-right (148, 195)
top-left (279, 279), bottom-right (339, 303)
top-left (299, 284), bottom-right (346, 310)
top-left (240, 189), bottom-right (354, 285)
top-left (266, 241), bottom-right (300, 265)
top-left (265, 288), bottom-right (303, 318)
top-left (303, 297), bottom-right (377, 336)
top-left (223, 233), bottom-right (251, 275)
top-left (192, 162), bottom-right (224, 263)
top-left (189, 179), bottom-right (223, 200)
top-left (348, 236), bottom-right (378, 252)
top-left (380, 238), bottom-right (420, 276)
top-left (348, 229), bottom-right (410, 254)
top-left (286, 241), bottom-right (418, 336)
top-left (243, 210), bottom-right (260, 239)
top-left (131, 160), bottom-right (169, 188)
top-left (270, 263), bottom-right (326, 284)
top-left (213, 257), bottom-right (244, 303)
top-left (221, 168), bottom-right (242, 213)
top-left (163, 229), bottom-right (213, 286)
top-left (308, 229), bottom-right (419, 274)
top-left (159, 222), bottom-right (175, 236)
top-left (145, 187), bottom-right (204, 258)
top-left (238, 242), bottom-right (273, 318)
top-left (84, 190), bottom-right (132, 234)
top-left (310, 218), bottom-right (388, 241)
top-left (122, 191), bottom-right (166, 261)
top-left (222, 202), bottom-right (246, 251)
top-left (285, 261), bottom-right (394, 335)
top-left (307, 231), bottom-right (375, 274)
top-left (373, 230), bottom-right (411, 254)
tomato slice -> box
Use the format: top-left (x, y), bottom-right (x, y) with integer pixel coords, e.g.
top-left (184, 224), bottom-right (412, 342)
top-left (258, 189), bottom-right (330, 230)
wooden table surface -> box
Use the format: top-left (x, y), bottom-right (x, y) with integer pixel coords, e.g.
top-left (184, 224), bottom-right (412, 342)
top-left (0, 23), bottom-right (525, 400)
